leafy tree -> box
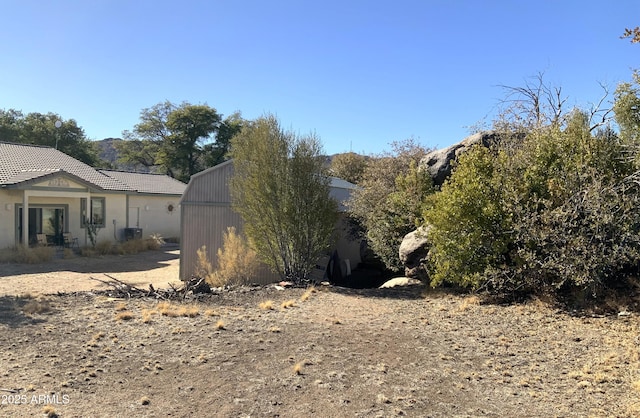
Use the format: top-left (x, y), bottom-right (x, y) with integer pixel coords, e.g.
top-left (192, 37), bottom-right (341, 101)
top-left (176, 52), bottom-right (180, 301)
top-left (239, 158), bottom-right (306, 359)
top-left (614, 71), bottom-right (640, 161)
top-left (424, 109), bottom-right (640, 299)
top-left (229, 114), bottom-right (338, 283)
top-left (202, 111), bottom-right (245, 167)
top-left (347, 139), bottom-right (432, 271)
top-left (622, 27), bottom-right (640, 43)
top-left (329, 152), bottom-right (368, 184)
top-left (0, 109), bottom-right (100, 165)
top-left (118, 101), bottom-right (226, 181)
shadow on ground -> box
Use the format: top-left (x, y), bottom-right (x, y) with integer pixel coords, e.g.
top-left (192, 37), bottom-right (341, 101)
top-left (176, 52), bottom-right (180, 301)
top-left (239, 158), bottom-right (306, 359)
top-left (0, 296), bottom-right (48, 328)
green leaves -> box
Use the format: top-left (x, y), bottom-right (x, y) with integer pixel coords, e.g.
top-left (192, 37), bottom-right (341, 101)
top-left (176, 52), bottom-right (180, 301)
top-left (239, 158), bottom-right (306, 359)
top-left (229, 114), bottom-right (338, 282)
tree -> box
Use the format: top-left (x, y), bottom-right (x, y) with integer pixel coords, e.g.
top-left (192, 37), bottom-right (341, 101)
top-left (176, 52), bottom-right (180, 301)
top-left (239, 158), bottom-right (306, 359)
top-left (202, 111), bottom-right (245, 167)
top-left (329, 152), bottom-right (368, 184)
top-left (0, 109), bottom-right (100, 165)
top-left (347, 139), bottom-right (432, 271)
top-left (117, 101), bottom-right (224, 181)
top-left (622, 27), bottom-right (640, 43)
top-left (229, 114), bottom-right (338, 283)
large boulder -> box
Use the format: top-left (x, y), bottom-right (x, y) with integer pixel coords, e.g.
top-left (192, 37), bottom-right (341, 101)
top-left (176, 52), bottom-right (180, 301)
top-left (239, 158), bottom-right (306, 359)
top-left (399, 226), bottom-right (431, 281)
top-left (419, 131), bottom-right (501, 186)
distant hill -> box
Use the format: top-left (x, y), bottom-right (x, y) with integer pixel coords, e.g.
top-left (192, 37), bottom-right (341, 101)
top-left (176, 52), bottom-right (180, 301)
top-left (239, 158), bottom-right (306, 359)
top-left (95, 138), bottom-right (121, 167)
top-left (95, 138), bottom-right (152, 172)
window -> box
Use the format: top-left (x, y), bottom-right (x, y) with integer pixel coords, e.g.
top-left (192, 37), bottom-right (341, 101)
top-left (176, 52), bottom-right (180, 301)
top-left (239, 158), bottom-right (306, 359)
top-left (81, 197), bottom-right (105, 227)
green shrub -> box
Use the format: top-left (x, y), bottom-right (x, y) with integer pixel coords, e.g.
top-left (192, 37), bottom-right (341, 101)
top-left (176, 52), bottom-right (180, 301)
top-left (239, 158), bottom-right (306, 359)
top-left (424, 111), bottom-right (640, 299)
top-left (347, 139), bottom-right (432, 271)
top-left (424, 145), bottom-right (511, 288)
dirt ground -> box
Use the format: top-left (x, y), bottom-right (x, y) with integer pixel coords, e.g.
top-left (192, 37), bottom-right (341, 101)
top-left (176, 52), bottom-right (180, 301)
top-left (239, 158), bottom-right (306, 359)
top-left (1, 248), bottom-right (640, 417)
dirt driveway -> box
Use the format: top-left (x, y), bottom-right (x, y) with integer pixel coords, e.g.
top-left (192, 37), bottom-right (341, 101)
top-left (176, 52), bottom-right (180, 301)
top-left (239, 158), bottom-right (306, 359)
top-left (0, 247), bottom-right (639, 417)
top-left (0, 246), bottom-right (181, 296)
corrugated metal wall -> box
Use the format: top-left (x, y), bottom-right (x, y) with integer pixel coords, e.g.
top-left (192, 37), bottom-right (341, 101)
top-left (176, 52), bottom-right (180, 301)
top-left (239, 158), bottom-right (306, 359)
top-left (180, 160), bottom-right (362, 285)
top-left (180, 161), bottom-right (280, 284)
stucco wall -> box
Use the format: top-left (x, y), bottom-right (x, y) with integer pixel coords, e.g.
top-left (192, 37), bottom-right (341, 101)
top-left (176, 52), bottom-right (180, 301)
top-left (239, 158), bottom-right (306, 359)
top-left (126, 195), bottom-right (181, 240)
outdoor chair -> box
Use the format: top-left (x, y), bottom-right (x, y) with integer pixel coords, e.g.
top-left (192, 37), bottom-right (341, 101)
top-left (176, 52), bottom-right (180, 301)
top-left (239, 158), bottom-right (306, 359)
top-left (63, 233), bottom-right (79, 249)
top-left (36, 234), bottom-right (49, 246)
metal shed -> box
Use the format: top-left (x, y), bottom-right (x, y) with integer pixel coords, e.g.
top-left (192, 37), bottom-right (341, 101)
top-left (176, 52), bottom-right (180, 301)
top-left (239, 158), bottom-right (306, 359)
top-left (179, 160), bottom-right (361, 284)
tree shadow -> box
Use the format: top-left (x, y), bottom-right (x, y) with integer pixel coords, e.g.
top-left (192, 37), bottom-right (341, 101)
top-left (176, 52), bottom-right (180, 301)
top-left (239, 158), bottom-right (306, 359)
top-left (0, 296), bottom-right (48, 328)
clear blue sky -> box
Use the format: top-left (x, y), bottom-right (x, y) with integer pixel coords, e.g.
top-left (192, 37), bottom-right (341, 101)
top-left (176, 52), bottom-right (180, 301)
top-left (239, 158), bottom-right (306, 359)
top-left (1, 0), bottom-right (638, 155)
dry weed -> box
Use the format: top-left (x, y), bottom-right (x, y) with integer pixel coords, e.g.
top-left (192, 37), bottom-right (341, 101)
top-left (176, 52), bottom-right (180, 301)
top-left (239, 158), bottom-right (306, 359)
top-left (22, 298), bottom-right (52, 315)
top-left (456, 295), bottom-right (480, 312)
top-left (281, 299), bottom-right (296, 309)
top-left (210, 227), bottom-right (259, 287)
top-left (42, 405), bottom-right (58, 417)
top-left (259, 300), bottom-right (275, 310)
top-left (115, 302), bottom-right (128, 311)
top-left (215, 320), bottom-right (226, 330)
top-left (115, 311), bottom-right (135, 321)
top-left (300, 286), bottom-right (317, 302)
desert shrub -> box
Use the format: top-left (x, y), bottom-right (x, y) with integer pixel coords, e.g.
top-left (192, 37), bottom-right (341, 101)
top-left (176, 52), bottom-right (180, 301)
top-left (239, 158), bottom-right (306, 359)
top-left (424, 111), bottom-right (640, 299)
top-left (0, 245), bottom-right (54, 264)
top-left (424, 145), bottom-right (511, 288)
top-left (347, 139), bottom-right (433, 271)
top-left (94, 240), bottom-right (114, 255)
top-left (194, 245), bottom-right (215, 283)
top-left (210, 227), bottom-right (259, 287)
top-left (118, 238), bottom-right (148, 255)
top-left (147, 233), bottom-right (165, 250)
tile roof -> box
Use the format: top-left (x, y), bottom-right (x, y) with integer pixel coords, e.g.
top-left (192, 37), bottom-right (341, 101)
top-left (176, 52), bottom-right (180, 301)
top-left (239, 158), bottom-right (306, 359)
top-left (0, 142), bottom-right (185, 195)
top-left (99, 170), bottom-right (186, 195)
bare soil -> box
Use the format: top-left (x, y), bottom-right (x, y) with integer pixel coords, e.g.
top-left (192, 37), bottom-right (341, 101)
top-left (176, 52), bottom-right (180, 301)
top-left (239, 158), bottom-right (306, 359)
top-left (0, 249), bottom-right (639, 417)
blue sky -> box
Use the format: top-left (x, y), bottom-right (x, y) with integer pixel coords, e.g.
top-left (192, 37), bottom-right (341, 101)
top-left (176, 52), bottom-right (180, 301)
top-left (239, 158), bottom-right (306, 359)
top-left (1, 0), bottom-right (638, 155)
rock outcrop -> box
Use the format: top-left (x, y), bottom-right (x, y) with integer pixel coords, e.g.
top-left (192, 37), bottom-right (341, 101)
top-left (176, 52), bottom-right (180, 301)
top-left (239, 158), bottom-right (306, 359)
top-left (419, 131), bottom-right (501, 186)
top-left (398, 226), bottom-right (430, 281)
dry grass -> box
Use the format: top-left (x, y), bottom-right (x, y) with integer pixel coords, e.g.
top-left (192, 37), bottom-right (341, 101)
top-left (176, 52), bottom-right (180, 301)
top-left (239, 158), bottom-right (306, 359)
top-left (0, 245), bottom-right (54, 264)
top-left (204, 309), bottom-right (219, 317)
top-left (115, 311), bottom-right (135, 321)
top-left (215, 320), bottom-right (226, 330)
top-left (210, 227), bottom-right (259, 287)
top-left (42, 405), bottom-right (58, 417)
top-left (456, 295), bottom-right (481, 312)
top-left (22, 297), bottom-right (52, 315)
top-left (281, 299), bottom-right (297, 309)
top-left (259, 300), bottom-right (275, 310)
top-left (300, 287), bottom-right (317, 302)
top-left (115, 302), bottom-right (128, 311)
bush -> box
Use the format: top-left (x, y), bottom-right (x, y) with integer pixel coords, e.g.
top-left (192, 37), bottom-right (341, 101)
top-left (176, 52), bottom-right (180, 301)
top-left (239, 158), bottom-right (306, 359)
top-left (205, 227), bottom-right (259, 287)
top-left (424, 111), bottom-right (640, 299)
top-left (347, 139), bottom-right (433, 271)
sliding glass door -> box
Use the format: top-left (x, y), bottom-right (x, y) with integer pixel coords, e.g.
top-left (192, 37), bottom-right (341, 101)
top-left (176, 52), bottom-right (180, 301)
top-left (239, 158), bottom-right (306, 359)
top-left (18, 206), bottom-right (66, 245)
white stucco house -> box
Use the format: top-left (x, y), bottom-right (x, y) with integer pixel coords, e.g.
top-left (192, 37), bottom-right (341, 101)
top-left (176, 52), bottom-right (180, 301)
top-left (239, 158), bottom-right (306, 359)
top-left (0, 142), bottom-right (186, 249)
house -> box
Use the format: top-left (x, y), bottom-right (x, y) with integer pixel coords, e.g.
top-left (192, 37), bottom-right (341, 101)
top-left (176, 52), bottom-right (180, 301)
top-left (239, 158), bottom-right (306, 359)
top-left (179, 159), bottom-right (361, 284)
top-left (0, 142), bottom-right (186, 248)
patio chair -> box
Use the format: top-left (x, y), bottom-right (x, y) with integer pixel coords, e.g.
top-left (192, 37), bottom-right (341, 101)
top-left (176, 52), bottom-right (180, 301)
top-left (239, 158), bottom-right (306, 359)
top-left (63, 233), bottom-right (79, 249)
top-left (36, 234), bottom-right (49, 246)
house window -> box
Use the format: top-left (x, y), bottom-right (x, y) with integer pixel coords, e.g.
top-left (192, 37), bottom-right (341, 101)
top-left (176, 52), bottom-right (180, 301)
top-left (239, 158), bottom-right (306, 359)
top-left (81, 197), bottom-right (105, 227)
